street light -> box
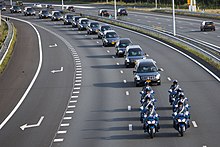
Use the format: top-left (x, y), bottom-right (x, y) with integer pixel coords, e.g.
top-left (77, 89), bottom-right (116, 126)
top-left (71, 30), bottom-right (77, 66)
top-left (0, 10), bottom-right (1, 26)
top-left (172, 0), bottom-right (176, 36)
top-left (61, 0), bottom-right (64, 10)
top-left (155, 0), bottom-right (157, 9)
top-left (114, 0), bottom-right (117, 20)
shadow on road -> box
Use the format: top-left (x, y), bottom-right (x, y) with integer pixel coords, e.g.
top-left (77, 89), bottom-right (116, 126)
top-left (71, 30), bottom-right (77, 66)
top-left (84, 132), bottom-right (179, 140)
top-left (93, 81), bottom-right (134, 88)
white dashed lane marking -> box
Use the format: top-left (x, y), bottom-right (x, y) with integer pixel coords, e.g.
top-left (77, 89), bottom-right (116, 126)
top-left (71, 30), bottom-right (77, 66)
top-left (71, 95), bottom-right (79, 98)
top-left (61, 123), bottom-right (69, 127)
top-left (129, 124), bottom-right (133, 131)
top-left (66, 111), bottom-right (74, 114)
top-left (54, 138), bottom-right (64, 142)
top-left (73, 91), bottom-right (80, 94)
top-left (63, 117), bottom-right (72, 120)
top-left (128, 106), bottom-right (131, 111)
top-left (126, 91), bottom-right (129, 96)
top-left (68, 105), bottom-right (76, 108)
top-left (70, 100), bottom-right (77, 103)
top-left (57, 131), bottom-right (67, 134)
top-left (167, 77), bottom-right (171, 81)
top-left (192, 121), bottom-right (198, 128)
top-left (120, 70), bottom-right (124, 74)
top-left (74, 87), bottom-right (80, 90)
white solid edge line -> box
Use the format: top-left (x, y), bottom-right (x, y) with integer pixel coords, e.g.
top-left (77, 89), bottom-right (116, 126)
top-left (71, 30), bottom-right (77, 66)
top-left (112, 25), bottom-right (220, 82)
top-left (0, 17), bottom-right (43, 130)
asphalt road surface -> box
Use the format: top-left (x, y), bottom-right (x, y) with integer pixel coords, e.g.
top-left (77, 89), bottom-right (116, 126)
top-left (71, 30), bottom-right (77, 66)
top-left (0, 8), bottom-right (219, 147)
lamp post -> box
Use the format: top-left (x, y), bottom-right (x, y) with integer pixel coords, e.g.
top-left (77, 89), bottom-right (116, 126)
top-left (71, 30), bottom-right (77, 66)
top-left (114, 0), bottom-right (117, 20)
top-left (172, 0), bottom-right (176, 36)
top-left (155, 0), bottom-right (157, 9)
top-left (0, 10), bottom-right (1, 26)
top-left (61, 0), bottom-right (64, 10)
top-left (10, 0), bottom-right (12, 6)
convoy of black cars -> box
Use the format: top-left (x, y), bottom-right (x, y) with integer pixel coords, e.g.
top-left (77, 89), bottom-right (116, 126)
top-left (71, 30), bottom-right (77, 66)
top-left (2, 4), bottom-right (217, 87)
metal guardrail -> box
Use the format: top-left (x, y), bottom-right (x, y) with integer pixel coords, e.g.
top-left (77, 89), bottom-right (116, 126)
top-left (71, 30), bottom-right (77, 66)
top-left (0, 18), bottom-right (13, 65)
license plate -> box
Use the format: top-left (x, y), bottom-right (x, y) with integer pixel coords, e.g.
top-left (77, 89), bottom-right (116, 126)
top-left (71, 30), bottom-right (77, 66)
top-left (146, 79), bottom-right (151, 83)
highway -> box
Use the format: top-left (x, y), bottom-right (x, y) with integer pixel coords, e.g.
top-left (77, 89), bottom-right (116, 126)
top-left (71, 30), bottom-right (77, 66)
top-left (0, 6), bottom-right (219, 147)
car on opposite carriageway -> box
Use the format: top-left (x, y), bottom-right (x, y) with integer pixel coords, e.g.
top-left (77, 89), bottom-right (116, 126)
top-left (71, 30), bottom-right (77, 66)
top-left (200, 21), bottom-right (215, 31)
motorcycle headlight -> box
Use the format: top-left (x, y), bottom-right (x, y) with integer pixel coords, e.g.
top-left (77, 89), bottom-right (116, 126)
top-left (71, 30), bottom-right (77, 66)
top-left (135, 75), bottom-right (140, 80)
top-left (155, 74), bottom-right (160, 80)
top-left (147, 120), bottom-right (155, 124)
top-left (140, 106), bottom-right (144, 110)
top-left (178, 118), bottom-right (186, 122)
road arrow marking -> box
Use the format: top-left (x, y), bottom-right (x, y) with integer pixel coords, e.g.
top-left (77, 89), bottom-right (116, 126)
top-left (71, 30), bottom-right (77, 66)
top-left (20, 116), bottom-right (44, 131)
top-left (51, 67), bottom-right (63, 73)
top-left (49, 44), bottom-right (57, 48)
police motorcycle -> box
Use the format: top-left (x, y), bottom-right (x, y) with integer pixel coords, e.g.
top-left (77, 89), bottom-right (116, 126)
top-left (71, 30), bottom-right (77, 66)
top-left (173, 102), bottom-right (190, 136)
top-left (142, 105), bottom-right (160, 138)
top-left (140, 95), bottom-right (156, 123)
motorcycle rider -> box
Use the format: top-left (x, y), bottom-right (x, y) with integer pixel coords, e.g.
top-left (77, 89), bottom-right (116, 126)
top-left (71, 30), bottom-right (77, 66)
top-left (143, 104), bottom-right (160, 132)
top-left (173, 93), bottom-right (189, 112)
top-left (168, 80), bottom-right (180, 104)
top-left (141, 90), bottom-right (155, 105)
top-left (173, 101), bottom-right (190, 129)
top-left (140, 83), bottom-right (154, 100)
top-left (140, 100), bottom-right (154, 122)
top-left (170, 80), bottom-right (179, 91)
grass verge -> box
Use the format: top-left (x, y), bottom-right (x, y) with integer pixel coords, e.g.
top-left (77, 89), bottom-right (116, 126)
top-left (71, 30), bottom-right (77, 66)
top-left (0, 21), bottom-right (8, 48)
top-left (0, 24), bottom-right (17, 74)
